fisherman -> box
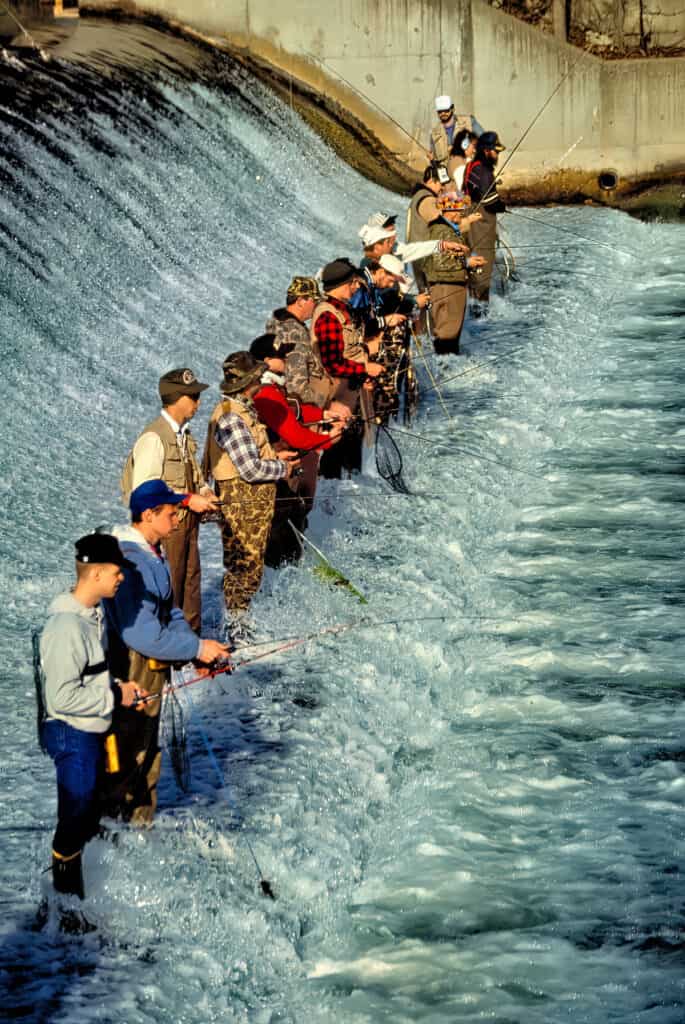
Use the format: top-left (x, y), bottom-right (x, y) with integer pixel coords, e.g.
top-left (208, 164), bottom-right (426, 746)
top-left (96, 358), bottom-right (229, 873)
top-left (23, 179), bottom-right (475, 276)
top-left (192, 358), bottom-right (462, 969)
top-left (430, 95), bottom-right (483, 170)
top-left (351, 257), bottom-right (408, 339)
top-left (448, 129), bottom-right (479, 191)
top-left (203, 352), bottom-right (300, 623)
top-left (464, 130), bottom-right (507, 310)
top-left (264, 275), bottom-right (352, 427)
top-left (364, 202), bottom-right (468, 298)
top-left (103, 481), bottom-right (229, 825)
top-left (250, 332), bottom-right (343, 565)
top-left (312, 258), bottom-right (384, 477)
top-left (121, 368), bottom-right (219, 632)
top-left (422, 193), bottom-right (486, 354)
top-left (38, 533), bottom-right (148, 924)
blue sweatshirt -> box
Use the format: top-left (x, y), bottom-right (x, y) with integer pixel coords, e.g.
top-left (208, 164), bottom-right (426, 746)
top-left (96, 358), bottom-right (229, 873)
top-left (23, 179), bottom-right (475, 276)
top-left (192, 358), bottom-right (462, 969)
top-left (103, 524), bottom-right (200, 663)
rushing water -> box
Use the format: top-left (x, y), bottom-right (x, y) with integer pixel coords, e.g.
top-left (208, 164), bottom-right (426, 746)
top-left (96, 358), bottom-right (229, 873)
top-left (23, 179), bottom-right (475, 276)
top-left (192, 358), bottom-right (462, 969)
top-left (0, 20), bottom-right (684, 1024)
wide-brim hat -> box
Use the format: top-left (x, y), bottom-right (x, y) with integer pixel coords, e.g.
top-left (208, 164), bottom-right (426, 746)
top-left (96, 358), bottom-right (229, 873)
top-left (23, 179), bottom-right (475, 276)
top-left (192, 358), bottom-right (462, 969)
top-left (221, 351), bottom-right (266, 394)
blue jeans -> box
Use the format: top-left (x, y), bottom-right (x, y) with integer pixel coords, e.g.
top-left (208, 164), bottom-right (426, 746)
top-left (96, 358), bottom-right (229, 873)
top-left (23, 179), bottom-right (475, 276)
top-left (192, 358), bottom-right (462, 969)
top-left (42, 720), bottom-right (104, 858)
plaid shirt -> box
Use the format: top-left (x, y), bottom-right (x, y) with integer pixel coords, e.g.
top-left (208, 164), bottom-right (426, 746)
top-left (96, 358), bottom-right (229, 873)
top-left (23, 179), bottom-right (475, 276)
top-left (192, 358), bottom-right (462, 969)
top-left (214, 404), bottom-right (286, 484)
top-left (314, 296), bottom-right (367, 379)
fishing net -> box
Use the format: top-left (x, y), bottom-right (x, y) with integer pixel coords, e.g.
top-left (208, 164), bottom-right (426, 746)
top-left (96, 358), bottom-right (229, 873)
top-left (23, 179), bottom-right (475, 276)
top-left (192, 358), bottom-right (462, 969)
top-left (163, 689), bottom-right (191, 793)
top-left (375, 423), bottom-right (411, 494)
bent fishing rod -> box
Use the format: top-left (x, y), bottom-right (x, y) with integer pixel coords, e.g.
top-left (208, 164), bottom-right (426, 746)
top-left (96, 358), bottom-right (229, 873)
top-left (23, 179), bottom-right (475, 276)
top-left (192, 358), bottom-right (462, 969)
top-left (135, 611), bottom-right (511, 709)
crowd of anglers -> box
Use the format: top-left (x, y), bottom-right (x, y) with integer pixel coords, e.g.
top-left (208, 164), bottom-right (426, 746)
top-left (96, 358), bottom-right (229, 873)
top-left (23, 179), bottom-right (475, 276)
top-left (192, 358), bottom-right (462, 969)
top-left (35, 96), bottom-right (508, 932)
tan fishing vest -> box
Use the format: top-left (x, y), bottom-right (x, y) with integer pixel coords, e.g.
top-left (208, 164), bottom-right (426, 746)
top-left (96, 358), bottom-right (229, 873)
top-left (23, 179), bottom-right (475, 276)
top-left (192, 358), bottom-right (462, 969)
top-left (311, 300), bottom-right (366, 364)
top-left (310, 300), bottom-right (367, 411)
top-left (430, 115), bottom-right (476, 165)
top-left (203, 397), bottom-right (277, 483)
top-left (121, 414), bottom-right (202, 505)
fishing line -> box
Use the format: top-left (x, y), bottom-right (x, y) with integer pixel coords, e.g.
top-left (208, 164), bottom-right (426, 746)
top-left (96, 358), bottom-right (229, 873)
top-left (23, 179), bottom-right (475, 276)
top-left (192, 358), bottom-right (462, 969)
top-left (420, 344), bottom-right (530, 398)
top-left (381, 423), bottom-right (545, 481)
top-left (304, 50), bottom-right (430, 159)
top-left (183, 686), bottom-right (276, 900)
top-left (471, 50), bottom-right (587, 215)
top-left (410, 322), bottom-right (454, 422)
top-left (504, 209), bottom-right (639, 259)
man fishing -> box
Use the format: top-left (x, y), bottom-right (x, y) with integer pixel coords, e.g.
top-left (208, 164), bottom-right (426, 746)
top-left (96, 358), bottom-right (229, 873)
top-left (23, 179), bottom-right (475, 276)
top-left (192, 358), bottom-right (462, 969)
top-left (203, 352), bottom-right (300, 627)
top-left (102, 480), bottom-right (229, 825)
top-left (120, 368), bottom-right (220, 632)
top-left (250, 331), bottom-right (343, 564)
top-left (38, 533), bottom-right (148, 928)
top-left (430, 95), bottom-right (483, 170)
top-left (464, 130), bottom-right (507, 311)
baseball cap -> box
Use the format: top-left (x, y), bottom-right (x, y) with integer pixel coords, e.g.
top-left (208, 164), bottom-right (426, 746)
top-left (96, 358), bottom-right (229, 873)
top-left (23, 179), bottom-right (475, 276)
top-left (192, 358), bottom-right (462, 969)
top-left (75, 533), bottom-right (133, 568)
top-left (158, 368), bottom-right (209, 400)
top-left (129, 479), bottom-right (187, 518)
top-left (478, 131), bottom-right (506, 153)
top-left (358, 224), bottom-right (396, 248)
top-left (249, 333), bottom-right (296, 360)
top-left (321, 258), bottom-right (362, 290)
top-left (435, 94), bottom-right (453, 111)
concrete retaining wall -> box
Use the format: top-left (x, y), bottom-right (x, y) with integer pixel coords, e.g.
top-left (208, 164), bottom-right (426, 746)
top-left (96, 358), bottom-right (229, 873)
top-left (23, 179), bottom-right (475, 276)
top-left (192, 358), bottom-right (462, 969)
top-left (83, 0), bottom-right (685, 198)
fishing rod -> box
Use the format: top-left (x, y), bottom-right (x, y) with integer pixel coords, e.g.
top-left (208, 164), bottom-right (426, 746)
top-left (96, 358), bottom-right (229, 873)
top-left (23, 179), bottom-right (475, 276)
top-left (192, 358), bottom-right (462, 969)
top-left (470, 50), bottom-right (587, 216)
top-left (504, 209), bottom-right (639, 260)
top-left (136, 611), bottom-right (495, 709)
top-left (304, 50), bottom-right (431, 159)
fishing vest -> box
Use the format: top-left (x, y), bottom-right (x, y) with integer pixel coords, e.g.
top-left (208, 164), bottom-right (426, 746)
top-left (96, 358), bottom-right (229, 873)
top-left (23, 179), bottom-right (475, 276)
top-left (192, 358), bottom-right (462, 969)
top-left (203, 396), bottom-right (277, 483)
top-left (310, 300), bottom-right (366, 364)
top-left (121, 414), bottom-right (202, 504)
top-left (423, 221), bottom-right (469, 285)
top-left (406, 186), bottom-right (436, 247)
top-left (430, 115), bottom-right (476, 165)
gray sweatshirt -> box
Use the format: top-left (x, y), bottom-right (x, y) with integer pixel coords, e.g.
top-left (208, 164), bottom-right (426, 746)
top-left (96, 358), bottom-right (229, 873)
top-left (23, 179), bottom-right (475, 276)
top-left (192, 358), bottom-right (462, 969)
top-left (40, 591), bottom-right (115, 734)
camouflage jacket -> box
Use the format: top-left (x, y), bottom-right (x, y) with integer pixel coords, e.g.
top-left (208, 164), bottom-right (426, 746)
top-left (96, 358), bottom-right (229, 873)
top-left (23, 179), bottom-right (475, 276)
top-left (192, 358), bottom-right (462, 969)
top-left (265, 308), bottom-right (330, 408)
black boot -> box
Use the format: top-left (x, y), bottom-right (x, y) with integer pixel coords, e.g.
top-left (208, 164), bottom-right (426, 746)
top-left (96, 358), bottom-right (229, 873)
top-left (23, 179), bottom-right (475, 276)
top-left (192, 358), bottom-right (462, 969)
top-left (52, 851), bottom-right (85, 900)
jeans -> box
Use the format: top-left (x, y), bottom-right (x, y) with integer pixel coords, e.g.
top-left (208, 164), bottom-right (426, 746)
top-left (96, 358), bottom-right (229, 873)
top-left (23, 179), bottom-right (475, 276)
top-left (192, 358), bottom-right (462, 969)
top-left (42, 719), bottom-right (104, 858)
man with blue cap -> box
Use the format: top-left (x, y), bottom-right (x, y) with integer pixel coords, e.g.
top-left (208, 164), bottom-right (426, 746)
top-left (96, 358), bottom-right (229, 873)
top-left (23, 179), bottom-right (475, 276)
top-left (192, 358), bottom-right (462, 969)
top-left (103, 480), bottom-right (229, 825)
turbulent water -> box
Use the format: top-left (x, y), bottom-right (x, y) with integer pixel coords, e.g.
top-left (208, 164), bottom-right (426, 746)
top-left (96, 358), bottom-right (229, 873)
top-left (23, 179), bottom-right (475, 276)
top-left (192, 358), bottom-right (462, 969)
top-left (1, 20), bottom-right (683, 1024)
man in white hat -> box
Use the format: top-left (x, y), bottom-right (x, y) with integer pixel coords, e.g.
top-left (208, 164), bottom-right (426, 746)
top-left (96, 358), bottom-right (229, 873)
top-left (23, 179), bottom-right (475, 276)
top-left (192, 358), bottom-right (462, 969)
top-left (430, 95), bottom-right (483, 170)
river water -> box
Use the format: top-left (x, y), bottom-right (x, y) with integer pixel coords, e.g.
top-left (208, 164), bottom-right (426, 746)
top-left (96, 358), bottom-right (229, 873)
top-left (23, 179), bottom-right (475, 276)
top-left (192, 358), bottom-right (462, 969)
top-left (0, 21), bottom-right (683, 1024)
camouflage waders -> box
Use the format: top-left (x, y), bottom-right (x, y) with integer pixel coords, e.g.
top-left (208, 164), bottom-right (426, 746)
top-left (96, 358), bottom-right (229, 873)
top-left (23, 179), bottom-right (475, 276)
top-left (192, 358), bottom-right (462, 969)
top-left (217, 478), bottom-right (276, 612)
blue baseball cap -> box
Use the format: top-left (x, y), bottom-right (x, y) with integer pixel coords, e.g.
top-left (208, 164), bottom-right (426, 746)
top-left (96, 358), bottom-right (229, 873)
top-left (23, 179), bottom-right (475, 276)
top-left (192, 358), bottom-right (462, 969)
top-left (129, 479), bottom-right (187, 518)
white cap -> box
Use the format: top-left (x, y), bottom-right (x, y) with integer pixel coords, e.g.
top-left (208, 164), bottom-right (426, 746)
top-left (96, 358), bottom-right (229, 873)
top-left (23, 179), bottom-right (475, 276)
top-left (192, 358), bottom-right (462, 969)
top-left (358, 223), bottom-right (396, 248)
top-left (435, 94), bottom-right (453, 111)
top-left (366, 211), bottom-right (397, 229)
top-left (379, 254), bottom-right (412, 294)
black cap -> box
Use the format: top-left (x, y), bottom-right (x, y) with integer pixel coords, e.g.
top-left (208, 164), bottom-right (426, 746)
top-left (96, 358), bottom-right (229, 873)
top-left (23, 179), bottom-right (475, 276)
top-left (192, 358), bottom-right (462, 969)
top-left (249, 333), bottom-right (295, 361)
top-left (321, 258), bottom-right (362, 291)
top-left (158, 368), bottom-right (209, 400)
top-left (477, 131), bottom-right (506, 153)
top-left (75, 533), bottom-right (132, 568)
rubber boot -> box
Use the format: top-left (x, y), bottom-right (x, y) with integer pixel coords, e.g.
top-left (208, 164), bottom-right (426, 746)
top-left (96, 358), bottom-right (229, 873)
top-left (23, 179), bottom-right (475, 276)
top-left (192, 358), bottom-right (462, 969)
top-left (52, 850), bottom-right (85, 900)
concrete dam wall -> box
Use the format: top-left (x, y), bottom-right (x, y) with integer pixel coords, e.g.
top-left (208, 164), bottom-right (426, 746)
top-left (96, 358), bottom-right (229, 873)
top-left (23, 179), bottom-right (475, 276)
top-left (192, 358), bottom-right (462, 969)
top-left (81, 0), bottom-right (685, 207)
